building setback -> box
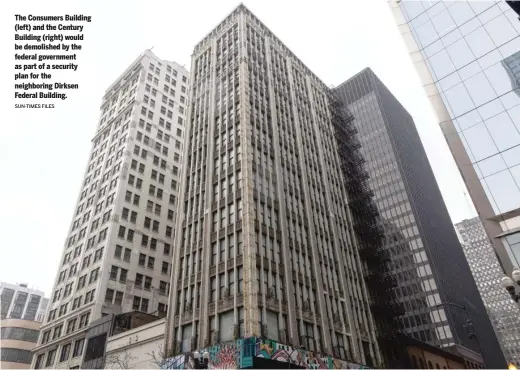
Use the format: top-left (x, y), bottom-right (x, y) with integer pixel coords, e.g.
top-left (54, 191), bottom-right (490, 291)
top-left (30, 50), bottom-right (189, 369)
top-left (166, 4), bottom-right (382, 367)
top-left (389, 0), bottom-right (520, 306)
top-left (334, 68), bottom-right (506, 368)
top-left (455, 217), bottom-right (520, 365)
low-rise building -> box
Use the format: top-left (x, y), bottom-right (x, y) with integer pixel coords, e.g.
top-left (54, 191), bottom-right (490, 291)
top-left (1, 319), bottom-right (42, 369)
top-left (105, 316), bottom-right (165, 369)
top-left (0, 282), bottom-right (48, 368)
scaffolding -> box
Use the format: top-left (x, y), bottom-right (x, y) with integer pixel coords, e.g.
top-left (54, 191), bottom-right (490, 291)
top-left (327, 89), bottom-right (408, 368)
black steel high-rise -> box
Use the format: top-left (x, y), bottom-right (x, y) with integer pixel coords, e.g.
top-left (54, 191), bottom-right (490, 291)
top-left (335, 68), bottom-right (506, 368)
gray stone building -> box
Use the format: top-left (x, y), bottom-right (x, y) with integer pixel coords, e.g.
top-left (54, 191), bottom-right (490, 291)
top-left (455, 217), bottom-right (520, 365)
top-left (31, 50), bottom-right (189, 369)
top-left (166, 4), bottom-right (382, 367)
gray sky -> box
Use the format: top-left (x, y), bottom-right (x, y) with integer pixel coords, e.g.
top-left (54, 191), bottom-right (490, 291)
top-left (0, 0), bottom-right (476, 296)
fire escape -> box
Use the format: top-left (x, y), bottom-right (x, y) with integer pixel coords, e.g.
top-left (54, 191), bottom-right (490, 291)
top-left (327, 89), bottom-right (408, 368)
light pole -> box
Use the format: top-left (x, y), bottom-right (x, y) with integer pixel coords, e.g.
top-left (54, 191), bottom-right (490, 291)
top-left (501, 268), bottom-right (520, 302)
top-left (193, 351), bottom-right (210, 369)
top-left (435, 302), bottom-right (484, 360)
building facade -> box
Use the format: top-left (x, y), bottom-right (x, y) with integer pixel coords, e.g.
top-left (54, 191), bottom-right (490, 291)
top-left (455, 217), bottom-right (520, 365)
top-left (1, 282), bottom-right (48, 323)
top-left (389, 0), bottom-right (520, 289)
top-left (166, 4), bottom-right (381, 368)
top-left (30, 50), bottom-right (189, 369)
top-left (1, 319), bottom-right (42, 369)
top-left (1, 282), bottom-right (47, 368)
top-left (335, 68), bottom-right (505, 368)
top-left (104, 316), bottom-right (165, 369)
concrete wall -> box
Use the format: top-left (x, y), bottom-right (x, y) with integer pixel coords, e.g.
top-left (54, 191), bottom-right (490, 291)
top-left (105, 318), bottom-right (165, 369)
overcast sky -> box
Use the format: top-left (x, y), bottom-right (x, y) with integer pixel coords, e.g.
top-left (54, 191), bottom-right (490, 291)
top-left (0, 0), bottom-right (477, 296)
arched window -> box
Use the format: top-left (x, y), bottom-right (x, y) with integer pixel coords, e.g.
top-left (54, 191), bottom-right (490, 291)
top-left (419, 358), bottom-right (425, 369)
top-left (411, 355), bottom-right (418, 369)
top-left (428, 361), bottom-right (433, 369)
top-left (436, 364), bottom-right (440, 369)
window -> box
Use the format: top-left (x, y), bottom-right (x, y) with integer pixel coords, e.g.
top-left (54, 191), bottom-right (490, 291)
top-left (34, 354), bottom-right (45, 368)
top-left (160, 281), bottom-right (169, 294)
top-left (144, 276), bottom-right (152, 290)
top-left (1, 327), bottom-right (39, 342)
top-left (158, 303), bottom-right (167, 314)
top-left (52, 324), bottom-right (62, 340)
top-left (89, 268), bottom-right (100, 284)
top-left (105, 288), bottom-right (114, 304)
top-left (139, 253), bottom-right (146, 266)
top-left (114, 291), bottom-right (124, 306)
top-left (45, 348), bottom-right (56, 367)
top-left (141, 298), bottom-right (149, 312)
top-left (77, 275), bottom-right (87, 289)
top-left (162, 262), bottom-right (169, 274)
top-left (66, 318), bottom-right (76, 334)
top-left (73, 338), bottom-right (85, 357)
top-left (127, 229), bottom-right (134, 242)
top-left (120, 268), bottom-right (128, 283)
top-left (93, 247), bottom-right (104, 262)
top-left (123, 248), bottom-right (131, 262)
top-left (115, 245), bottom-right (122, 259)
top-left (64, 283), bottom-right (73, 297)
top-left (85, 289), bottom-right (96, 303)
top-left (41, 330), bottom-right (50, 344)
top-left (58, 303), bottom-right (68, 317)
top-left (72, 296), bottom-right (82, 310)
top-left (133, 296), bottom-right (141, 310)
top-left (110, 266), bottom-right (118, 280)
top-left (79, 312), bottom-right (90, 328)
top-left (60, 343), bottom-right (71, 362)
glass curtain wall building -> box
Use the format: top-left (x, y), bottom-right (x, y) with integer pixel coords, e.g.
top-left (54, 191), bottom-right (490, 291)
top-left (389, 0), bottom-right (520, 284)
top-left (335, 68), bottom-right (505, 368)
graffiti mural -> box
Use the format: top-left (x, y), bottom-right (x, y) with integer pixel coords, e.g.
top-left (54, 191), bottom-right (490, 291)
top-left (162, 337), bottom-right (370, 369)
top-left (253, 338), bottom-right (369, 369)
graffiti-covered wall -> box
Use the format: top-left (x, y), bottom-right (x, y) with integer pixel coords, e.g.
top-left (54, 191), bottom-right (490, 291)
top-left (162, 337), bottom-right (370, 369)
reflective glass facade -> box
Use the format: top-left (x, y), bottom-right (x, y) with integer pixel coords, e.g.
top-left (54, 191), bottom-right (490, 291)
top-left (392, 0), bottom-right (520, 275)
top-left (336, 69), bottom-right (505, 368)
top-left (401, 0), bottom-right (520, 216)
top-left (455, 217), bottom-right (520, 365)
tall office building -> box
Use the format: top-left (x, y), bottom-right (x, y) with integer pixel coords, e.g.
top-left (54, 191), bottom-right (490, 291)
top-left (389, 0), bottom-right (520, 291)
top-left (455, 217), bottom-right (520, 365)
top-left (335, 68), bottom-right (505, 368)
top-left (166, 4), bottom-right (382, 368)
top-left (1, 282), bottom-right (48, 322)
top-left (1, 282), bottom-right (48, 368)
top-left (30, 50), bottom-right (189, 369)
